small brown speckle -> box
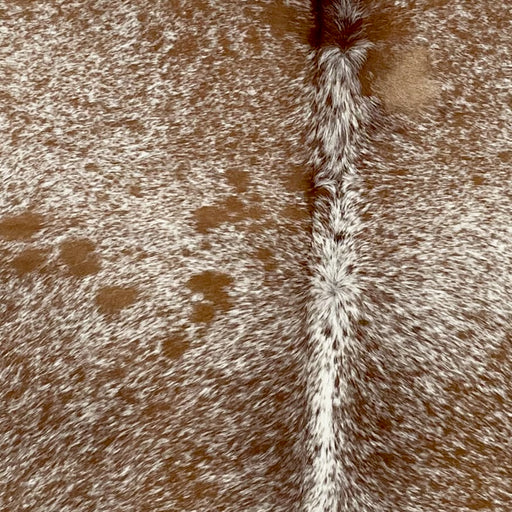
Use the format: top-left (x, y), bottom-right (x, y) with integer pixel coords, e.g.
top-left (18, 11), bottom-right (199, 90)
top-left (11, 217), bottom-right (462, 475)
top-left (0, 212), bottom-right (44, 240)
top-left (472, 175), bottom-right (485, 186)
top-left (95, 286), bottom-right (138, 315)
top-left (129, 184), bottom-right (143, 197)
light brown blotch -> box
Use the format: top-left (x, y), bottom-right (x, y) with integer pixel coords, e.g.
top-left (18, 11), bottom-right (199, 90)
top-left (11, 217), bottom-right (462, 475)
top-left (0, 212), bottom-right (44, 240)
top-left (95, 285), bottom-right (138, 315)
top-left (11, 248), bottom-right (48, 275)
top-left (364, 46), bottom-right (441, 114)
top-left (60, 238), bottom-right (101, 277)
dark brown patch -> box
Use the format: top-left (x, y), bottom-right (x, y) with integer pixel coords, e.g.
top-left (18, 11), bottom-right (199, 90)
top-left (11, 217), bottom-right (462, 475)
top-left (467, 498), bottom-right (493, 510)
top-left (497, 151), bottom-right (510, 163)
top-left (225, 169), bottom-right (250, 193)
top-left (265, 3), bottom-right (307, 42)
top-left (282, 166), bottom-right (311, 193)
top-left (0, 212), bottom-right (44, 240)
top-left (11, 248), bottom-right (47, 275)
top-left (95, 286), bottom-right (138, 315)
top-left (162, 334), bottom-right (190, 359)
top-left (60, 238), bottom-right (101, 277)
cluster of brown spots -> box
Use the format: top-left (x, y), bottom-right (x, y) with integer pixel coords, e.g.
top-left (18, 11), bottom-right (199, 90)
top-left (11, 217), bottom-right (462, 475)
top-left (186, 270), bottom-right (233, 324)
top-left (11, 248), bottom-right (48, 275)
top-left (0, 212), bottom-right (44, 240)
top-left (95, 285), bottom-right (138, 315)
top-left (59, 238), bottom-right (101, 277)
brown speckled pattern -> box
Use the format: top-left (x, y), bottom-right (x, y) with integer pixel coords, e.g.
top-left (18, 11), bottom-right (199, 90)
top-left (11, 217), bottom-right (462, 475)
top-left (1, 1), bottom-right (312, 511)
top-left (1, 0), bottom-right (511, 510)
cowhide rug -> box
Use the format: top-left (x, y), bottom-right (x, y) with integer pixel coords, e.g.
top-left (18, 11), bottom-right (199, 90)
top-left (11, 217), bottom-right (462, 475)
top-left (1, 1), bottom-right (511, 511)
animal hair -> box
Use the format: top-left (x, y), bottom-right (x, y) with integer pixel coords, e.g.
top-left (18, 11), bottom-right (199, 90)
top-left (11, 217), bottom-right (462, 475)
top-left (304, 1), bottom-right (375, 510)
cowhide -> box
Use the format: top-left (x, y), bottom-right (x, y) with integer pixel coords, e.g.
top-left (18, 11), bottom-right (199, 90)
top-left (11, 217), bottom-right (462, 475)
top-left (1, 1), bottom-right (511, 511)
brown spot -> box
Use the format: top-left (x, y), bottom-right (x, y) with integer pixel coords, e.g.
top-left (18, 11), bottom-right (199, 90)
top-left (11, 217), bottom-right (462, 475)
top-left (282, 166), bottom-right (311, 193)
top-left (194, 205), bottom-right (226, 234)
top-left (472, 175), bottom-right (485, 186)
top-left (282, 204), bottom-right (310, 222)
top-left (255, 247), bottom-right (278, 273)
top-left (225, 169), bottom-right (250, 193)
top-left (497, 151), bottom-right (510, 163)
top-left (162, 334), bottom-right (189, 359)
top-left (60, 238), bottom-right (101, 277)
top-left (365, 47), bottom-right (440, 113)
top-left (84, 162), bottom-right (99, 172)
top-left (190, 302), bottom-right (216, 324)
top-left (193, 195), bottom-right (247, 234)
top-left (0, 212), bottom-right (44, 240)
top-left (95, 286), bottom-right (138, 315)
top-left (187, 271), bottom-right (233, 323)
top-left (11, 248), bottom-right (47, 275)
top-left (129, 184), bottom-right (143, 197)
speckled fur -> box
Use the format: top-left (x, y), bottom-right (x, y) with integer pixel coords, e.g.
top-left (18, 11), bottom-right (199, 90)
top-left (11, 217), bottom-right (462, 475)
top-left (304, 1), bottom-right (375, 511)
top-left (1, 0), bottom-right (512, 511)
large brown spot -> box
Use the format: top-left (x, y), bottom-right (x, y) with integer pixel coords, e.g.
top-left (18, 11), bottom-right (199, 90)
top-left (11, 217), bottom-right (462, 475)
top-left (186, 271), bottom-right (233, 324)
top-left (11, 248), bottom-right (47, 275)
top-left (95, 286), bottom-right (138, 315)
top-left (0, 212), bottom-right (44, 240)
top-left (60, 238), bottom-right (101, 277)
